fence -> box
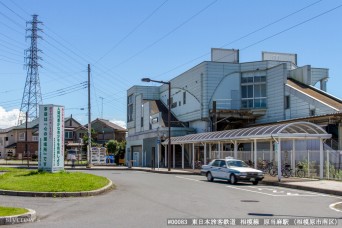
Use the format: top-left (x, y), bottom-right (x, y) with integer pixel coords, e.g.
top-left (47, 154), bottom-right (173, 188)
top-left (207, 149), bottom-right (342, 180)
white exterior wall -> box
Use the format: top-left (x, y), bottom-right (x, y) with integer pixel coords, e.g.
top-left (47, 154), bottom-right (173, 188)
top-left (161, 87), bottom-right (201, 122)
top-left (257, 64), bottom-right (287, 123)
top-left (160, 63), bottom-right (205, 122)
top-left (127, 86), bottom-right (159, 131)
top-left (285, 85), bottom-right (337, 119)
top-left (210, 72), bottom-right (241, 109)
top-left (311, 68), bottom-right (328, 87)
top-left (205, 62), bottom-right (240, 114)
top-left (135, 94), bottom-right (142, 133)
top-left (189, 120), bottom-right (209, 133)
top-left (143, 102), bottom-right (151, 131)
top-left (0, 134), bottom-right (6, 158)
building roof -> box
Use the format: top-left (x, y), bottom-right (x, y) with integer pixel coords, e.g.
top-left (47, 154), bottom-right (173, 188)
top-left (64, 116), bottom-right (83, 127)
top-left (286, 78), bottom-right (342, 111)
top-left (0, 127), bottom-right (14, 133)
top-left (5, 143), bottom-right (17, 149)
top-left (13, 118), bottom-right (39, 130)
top-left (163, 122), bottom-right (330, 145)
top-left (90, 118), bottom-right (127, 131)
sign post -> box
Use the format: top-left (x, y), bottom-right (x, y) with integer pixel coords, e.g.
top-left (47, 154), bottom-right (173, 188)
top-left (38, 104), bottom-right (65, 172)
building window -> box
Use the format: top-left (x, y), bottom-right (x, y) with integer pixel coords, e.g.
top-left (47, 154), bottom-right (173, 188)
top-left (310, 108), bottom-right (316, 116)
top-left (19, 132), bottom-right (25, 141)
top-left (127, 94), bottom-right (134, 122)
top-left (183, 92), bottom-right (186, 104)
top-left (5, 137), bottom-right (8, 141)
top-left (167, 97), bottom-right (173, 106)
top-left (65, 131), bottom-right (73, 139)
top-left (151, 117), bottom-right (158, 124)
top-left (171, 101), bottom-right (177, 109)
top-left (241, 74), bottom-right (267, 109)
top-left (141, 117), bottom-right (144, 127)
top-left (32, 136), bottom-right (38, 141)
top-left (285, 96), bottom-right (290, 109)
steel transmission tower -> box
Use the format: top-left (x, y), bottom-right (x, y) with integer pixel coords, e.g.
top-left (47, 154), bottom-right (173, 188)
top-left (18, 15), bottom-right (43, 125)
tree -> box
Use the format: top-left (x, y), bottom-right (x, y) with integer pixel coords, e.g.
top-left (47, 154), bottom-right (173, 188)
top-left (82, 129), bottom-right (101, 151)
top-left (106, 140), bottom-right (126, 164)
top-left (106, 140), bottom-right (118, 155)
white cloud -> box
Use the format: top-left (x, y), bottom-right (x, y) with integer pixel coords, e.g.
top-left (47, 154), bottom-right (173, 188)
top-left (0, 106), bottom-right (20, 129)
top-left (110, 119), bottom-right (126, 129)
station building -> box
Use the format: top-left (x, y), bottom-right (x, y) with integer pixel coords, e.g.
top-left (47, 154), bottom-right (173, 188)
top-left (126, 49), bottom-right (342, 172)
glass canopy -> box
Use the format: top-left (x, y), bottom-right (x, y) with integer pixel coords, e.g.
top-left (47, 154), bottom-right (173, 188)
top-left (163, 122), bottom-right (331, 145)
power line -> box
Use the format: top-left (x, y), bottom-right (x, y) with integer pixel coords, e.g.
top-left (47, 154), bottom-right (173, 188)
top-left (0, 19), bottom-right (23, 34)
top-left (104, 0), bottom-right (218, 73)
top-left (0, 10), bottom-right (25, 29)
top-left (84, 0), bottom-right (219, 96)
top-left (241, 4), bottom-right (342, 52)
top-left (0, 1), bottom-right (27, 21)
top-left (94, 0), bottom-right (169, 65)
top-left (153, 0), bottom-right (324, 79)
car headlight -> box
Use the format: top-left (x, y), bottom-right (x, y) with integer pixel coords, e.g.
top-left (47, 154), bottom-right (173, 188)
top-left (258, 172), bottom-right (264, 176)
top-left (238, 172), bottom-right (247, 176)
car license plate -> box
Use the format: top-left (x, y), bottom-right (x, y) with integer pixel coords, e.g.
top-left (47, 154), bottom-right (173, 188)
top-left (250, 178), bottom-right (255, 181)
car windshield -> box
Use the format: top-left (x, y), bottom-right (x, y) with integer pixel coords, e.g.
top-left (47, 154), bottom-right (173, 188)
top-left (227, 160), bottom-right (249, 168)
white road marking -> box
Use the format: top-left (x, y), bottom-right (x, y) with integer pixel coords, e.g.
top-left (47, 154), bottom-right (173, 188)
top-left (287, 193), bottom-right (299, 196)
top-left (226, 185), bottom-right (321, 197)
top-left (175, 176), bottom-right (201, 182)
top-left (226, 185), bottom-right (276, 196)
top-left (174, 176), bottom-right (342, 199)
top-left (248, 186), bottom-right (277, 191)
top-left (329, 202), bottom-right (342, 212)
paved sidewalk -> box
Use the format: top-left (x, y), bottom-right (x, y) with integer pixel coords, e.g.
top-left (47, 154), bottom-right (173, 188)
top-left (260, 175), bottom-right (342, 196)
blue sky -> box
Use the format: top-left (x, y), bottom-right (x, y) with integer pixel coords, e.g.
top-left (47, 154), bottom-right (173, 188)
top-left (0, 0), bottom-right (341, 128)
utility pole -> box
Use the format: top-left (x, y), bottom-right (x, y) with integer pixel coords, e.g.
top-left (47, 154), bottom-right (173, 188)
top-left (87, 64), bottom-right (92, 166)
top-left (99, 96), bottom-right (104, 119)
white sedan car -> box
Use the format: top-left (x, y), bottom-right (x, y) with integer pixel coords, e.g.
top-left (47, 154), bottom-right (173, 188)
top-left (201, 158), bottom-right (264, 185)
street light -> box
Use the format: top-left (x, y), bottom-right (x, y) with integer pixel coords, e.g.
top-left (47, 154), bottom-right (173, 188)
top-left (142, 77), bottom-right (171, 171)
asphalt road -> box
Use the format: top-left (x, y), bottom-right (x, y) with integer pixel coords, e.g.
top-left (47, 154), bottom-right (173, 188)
top-left (1, 170), bottom-right (341, 228)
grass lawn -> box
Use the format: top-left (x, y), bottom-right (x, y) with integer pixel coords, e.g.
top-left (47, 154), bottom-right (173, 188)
top-left (0, 168), bottom-right (110, 192)
top-left (0, 206), bottom-right (28, 216)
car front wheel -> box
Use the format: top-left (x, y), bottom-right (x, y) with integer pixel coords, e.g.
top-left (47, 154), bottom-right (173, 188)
top-left (230, 174), bottom-right (237, 185)
top-left (207, 172), bottom-right (214, 182)
top-left (252, 180), bottom-right (259, 185)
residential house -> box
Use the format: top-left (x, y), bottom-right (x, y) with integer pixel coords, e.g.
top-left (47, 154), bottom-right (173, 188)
top-left (89, 118), bottom-right (127, 145)
top-left (0, 127), bottom-right (14, 158)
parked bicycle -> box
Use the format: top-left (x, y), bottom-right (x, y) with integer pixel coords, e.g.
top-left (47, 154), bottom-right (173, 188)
top-left (268, 163), bottom-right (292, 178)
top-left (296, 164), bottom-right (305, 178)
top-left (263, 161), bottom-right (278, 177)
top-left (282, 163), bottom-right (292, 178)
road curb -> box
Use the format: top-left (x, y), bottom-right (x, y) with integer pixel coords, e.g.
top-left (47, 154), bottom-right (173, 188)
top-left (0, 178), bottom-right (114, 197)
top-left (0, 208), bottom-right (36, 225)
top-left (0, 165), bottom-right (201, 175)
top-left (262, 180), bottom-right (342, 196)
top-left (126, 168), bottom-right (201, 175)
